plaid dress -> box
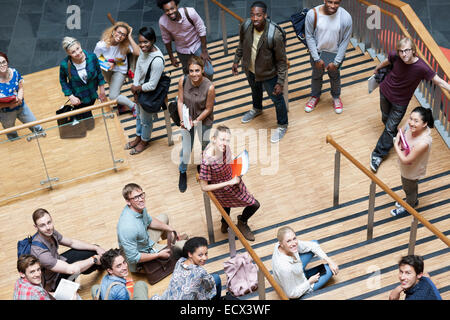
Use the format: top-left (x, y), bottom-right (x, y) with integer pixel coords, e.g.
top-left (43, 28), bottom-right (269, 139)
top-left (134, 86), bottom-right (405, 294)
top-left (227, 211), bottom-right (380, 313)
top-left (199, 147), bottom-right (255, 208)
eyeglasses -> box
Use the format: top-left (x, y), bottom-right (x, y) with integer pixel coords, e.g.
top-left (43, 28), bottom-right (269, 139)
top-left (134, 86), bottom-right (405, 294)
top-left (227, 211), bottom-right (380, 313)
top-left (398, 48), bottom-right (412, 54)
top-left (129, 192), bottom-right (145, 201)
top-left (0, 60), bottom-right (7, 66)
top-left (115, 30), bottom-right (128, 38)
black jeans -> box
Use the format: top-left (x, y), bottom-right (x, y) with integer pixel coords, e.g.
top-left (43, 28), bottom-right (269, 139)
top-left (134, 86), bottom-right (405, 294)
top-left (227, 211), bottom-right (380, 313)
top-left (222, 199), bottom-right (260, 224)
top-left (55, 249), bottom-right (100, 287)
top-left (372, 93), bottom-right (408, 158)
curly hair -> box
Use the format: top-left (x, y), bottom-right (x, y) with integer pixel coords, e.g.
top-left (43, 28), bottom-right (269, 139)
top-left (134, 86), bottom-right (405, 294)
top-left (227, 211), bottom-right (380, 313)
top-left (157, 0), bottom-right (180, 9)
top-left (100, 21), bottom-right (132, 55)
top-left (100, 248), bottom-right (125, 272)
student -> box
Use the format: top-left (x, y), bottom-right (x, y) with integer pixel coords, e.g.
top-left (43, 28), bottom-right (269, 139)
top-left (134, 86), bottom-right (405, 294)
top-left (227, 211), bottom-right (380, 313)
top-left (117, 183), bottom-right (188, 274)
top-left (199, 125), bottom-right (260, 241)
top-left (13, 255), bottom-right (53, 300)
top-left (272, 226), bottom-right (338, 299)
top-left (177, 56), bottom-right (215, 193)
top-left (94, 22), bottom-right (140, 115)
top-left (157, 0), bottom-right (213, 80)
top-left (370, 37), bottom-right (450, 173)
top-left (389, 255), bottom-right (442, 300)
top-left (391, 107), bottom-right (433, 216)
top-left (152, 237), bottom-right (221, 300)
top-left (232, 1), bottom-right (288, 143)
top-left (304, 0), bottom-right (352, 114)
top-left (91, 248), bottom-right (148, 300)
top-left (30, 208), bottom-right (105, 292)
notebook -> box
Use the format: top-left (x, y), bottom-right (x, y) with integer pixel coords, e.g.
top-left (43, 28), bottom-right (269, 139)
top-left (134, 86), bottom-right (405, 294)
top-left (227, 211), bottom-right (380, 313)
top-left (320, 50), bottom-right (337, 66)
top-left (231, 150), bottom-right (249, 177)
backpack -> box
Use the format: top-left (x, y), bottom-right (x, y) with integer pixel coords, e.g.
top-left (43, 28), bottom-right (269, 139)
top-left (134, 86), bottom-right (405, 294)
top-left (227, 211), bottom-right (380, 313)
top-left (93, 281), bottom-right (124, 300)
top-left (242, 18), bottom-right (286, 49)
top-left (290, 8), bottom-right (318, 47)
top-left (223, 252), bottom-right (258, 297)
top-left (17, 233), bottom-right (48, 258)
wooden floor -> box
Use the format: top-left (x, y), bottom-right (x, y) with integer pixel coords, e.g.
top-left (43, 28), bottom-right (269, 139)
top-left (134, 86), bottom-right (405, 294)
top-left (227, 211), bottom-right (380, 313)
top-left (0, 22), bottom-right (448, 301)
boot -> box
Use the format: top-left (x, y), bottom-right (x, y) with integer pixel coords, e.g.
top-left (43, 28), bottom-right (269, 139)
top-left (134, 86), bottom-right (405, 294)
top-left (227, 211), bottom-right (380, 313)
top-left (178, 171), bottom-right (187, 193)
top-left (237, 215), bottom-right (255, 241)
top-left (221, 220), bottom-right (229, 234)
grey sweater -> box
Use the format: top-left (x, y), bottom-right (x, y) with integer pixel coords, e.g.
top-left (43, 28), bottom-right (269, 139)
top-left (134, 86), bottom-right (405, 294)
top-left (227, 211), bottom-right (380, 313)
top-left (305, 5), bottom-right (353, 66)
top-left (133, 45), bottom-right (165, 92)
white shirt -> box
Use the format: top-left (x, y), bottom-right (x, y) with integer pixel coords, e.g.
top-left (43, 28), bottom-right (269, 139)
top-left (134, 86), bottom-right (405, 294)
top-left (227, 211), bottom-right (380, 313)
top-left (72, 60), bottom-right (87, 84)
top-left (272, 240), bottom-right (328, 299)
top-left (315, 8), bottom-right (341, 53)
top-left (94, 41), bottom-right (133, 74)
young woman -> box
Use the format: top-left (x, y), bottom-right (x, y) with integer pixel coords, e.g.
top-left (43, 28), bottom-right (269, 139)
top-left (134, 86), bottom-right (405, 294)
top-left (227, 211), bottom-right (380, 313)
top-left (59, 37), bottom-right (107, 127)
top-left (199, 125), bottom-right (260, 241)
top-left (94, 22), bottom-right (140, 115)
top-left (272, 226), bottom-right (339, 299)
top-left (177, 55), bottom-right (215, 193)
top-left (0, 52), bottom-right (44, 140)
top-left (151, 237), bottom-right (221, 300)
top-left (123, 27), bottom-right (165, 155)
top-left (391, 106), bottom-right (433, 216)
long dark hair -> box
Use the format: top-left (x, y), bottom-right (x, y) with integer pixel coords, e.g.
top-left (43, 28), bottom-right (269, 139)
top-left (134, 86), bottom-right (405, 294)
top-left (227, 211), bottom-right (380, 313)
top-left (411, 106), bottom-right (434, 128)
top-left (182, 237), bottom-right (208, 258)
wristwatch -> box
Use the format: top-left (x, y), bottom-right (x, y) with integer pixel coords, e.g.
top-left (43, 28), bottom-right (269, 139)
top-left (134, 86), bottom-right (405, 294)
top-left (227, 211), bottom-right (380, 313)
top-left (92, 256), bottom-right (98, 264)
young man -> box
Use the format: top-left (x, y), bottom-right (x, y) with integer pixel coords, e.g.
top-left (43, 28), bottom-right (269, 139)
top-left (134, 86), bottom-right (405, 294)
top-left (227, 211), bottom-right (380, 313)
top-left (91, 248), bottom-right (148, 300)
top-left (157, 0), bottom-right (213, 80)
top-left (30, 208), bottom-right (105, 292)
top-left (13, 255), bottom-right (53, 300)
top-left (389, 255), bottom-right (442, 300)
top-left (370, 37), bottom-right (450, 173)
top-left (232, 1), bottom-right (288, 143)
top-left (304, 0), bottom-right (352, 114)
top-left (117, 183), bottom-right (187, 273)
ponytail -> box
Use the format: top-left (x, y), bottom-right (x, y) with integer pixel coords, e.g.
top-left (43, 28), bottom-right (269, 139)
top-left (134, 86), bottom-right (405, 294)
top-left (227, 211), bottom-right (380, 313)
top-left (412, 106), bottom-right (434, 128)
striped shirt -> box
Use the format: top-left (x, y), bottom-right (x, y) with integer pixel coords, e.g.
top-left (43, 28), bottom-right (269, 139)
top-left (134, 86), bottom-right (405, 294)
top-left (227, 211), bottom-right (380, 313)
top-left (59, 50), bottom-right (106, 104)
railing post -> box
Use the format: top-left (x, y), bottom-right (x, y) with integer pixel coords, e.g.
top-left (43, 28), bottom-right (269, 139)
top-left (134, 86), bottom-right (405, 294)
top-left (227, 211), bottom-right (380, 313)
top-left (408, 217), bottom-right (419, 255)
top-left (367, 181), bottom-right (376, 240)
top-left (102, 108), bottom-right (124, 171)
top-left (204, 0), bottom-right (211, 36)
top-left (203, 192), bottom-right (215, 244)
top-left (257, 269), bottom-right (266, 300)
top-left (220, 9), bottom-right (228, 55)
top-left (228, 227), bottom-right (236, 258)
top-left (333, 150), bottom-right (341, 206)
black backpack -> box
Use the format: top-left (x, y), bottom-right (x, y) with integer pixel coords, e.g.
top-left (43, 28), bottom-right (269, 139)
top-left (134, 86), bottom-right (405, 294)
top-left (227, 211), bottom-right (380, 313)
top-left (290, 8), bottom-right (317, 47)
top-left (242, 18), bottom-right (286, 49)
top-left (17, 233), bottom-right (48, 258)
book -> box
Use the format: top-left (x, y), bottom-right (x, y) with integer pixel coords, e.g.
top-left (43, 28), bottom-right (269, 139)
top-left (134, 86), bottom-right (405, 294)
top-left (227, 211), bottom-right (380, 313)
top-left (399, 128), bottom-right (410, 155)
top-left (368, 74), bottom-right (378, 94)
top-left (53, 278), bottom-right (80, 300)
top-left (231, 150), bottom-right (249, 177)
top-left (320, 50), bottom-right (337, 67)
top-left (97, 55), bottom-right (112, 72)
top-left (0, 96), bottom-right (16, 103)
top-left (182, 104), bottom-right (192, 130)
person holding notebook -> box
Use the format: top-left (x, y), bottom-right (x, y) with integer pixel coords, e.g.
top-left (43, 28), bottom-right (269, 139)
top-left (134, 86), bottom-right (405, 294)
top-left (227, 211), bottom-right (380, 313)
top-left (304, 0), bottom-right (352, 114)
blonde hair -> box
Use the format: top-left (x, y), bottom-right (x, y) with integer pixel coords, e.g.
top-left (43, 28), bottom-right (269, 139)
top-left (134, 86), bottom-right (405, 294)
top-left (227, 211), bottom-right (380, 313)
top-left (101, 22), bottom-right (132, 56)
top-left (396, 37), bottom-right (417, 56)
top-left (62, 36), bottom-right (80, 52)
top-left (277, 226), bottom-right (295, 242)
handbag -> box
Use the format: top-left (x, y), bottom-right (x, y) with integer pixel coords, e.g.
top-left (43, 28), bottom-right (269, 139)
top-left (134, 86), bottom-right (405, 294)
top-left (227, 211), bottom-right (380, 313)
top-left (168, 99), bottom-right (180, 126)
top-left (138, 56), bottom-right (171, 113)
top-left (375, 55), bottom-right (398, 84)
top-left (56, 101), bottom-right (87, 139)
top-left (223, 252), bottom-right (258, 297)
top-left (142, 230), bottom-right (178, 285)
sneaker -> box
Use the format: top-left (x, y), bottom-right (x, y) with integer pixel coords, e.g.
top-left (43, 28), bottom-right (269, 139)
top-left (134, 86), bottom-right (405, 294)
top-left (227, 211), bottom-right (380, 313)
top-left (241, 109), bottom-right (262, 123)
top-left (305, 96), bottom-right (320, 113)
top-left (237, 215), bottom-right (255, 241)
top-left (390, 206), bottom-right (408, 217)
top-left (270, 126), bottom-right (287, 143)
top-left (395, 200), bottom-right (419, 208)
top-left (178, 171), bottom-right (187, 193)
top-left (333, 98), bottom-right (343, 114)
top-left (370, 154), bottom-right (382, 173)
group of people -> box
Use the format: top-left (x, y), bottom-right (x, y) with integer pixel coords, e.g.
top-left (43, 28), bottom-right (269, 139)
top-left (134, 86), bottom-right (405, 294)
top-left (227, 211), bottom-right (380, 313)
top-left (7, 0), bottom-right (449, 301)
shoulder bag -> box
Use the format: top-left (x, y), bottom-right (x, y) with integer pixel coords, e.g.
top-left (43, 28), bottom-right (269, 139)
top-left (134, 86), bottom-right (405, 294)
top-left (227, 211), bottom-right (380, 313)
top-left (137, 56), bottom-right (171, 113)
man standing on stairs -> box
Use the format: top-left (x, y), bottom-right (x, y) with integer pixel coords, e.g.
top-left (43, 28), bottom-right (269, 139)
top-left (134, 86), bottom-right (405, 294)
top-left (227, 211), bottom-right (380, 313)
top-left (232, 1), bottom-right (289, 143)
top-left (157, 0), bottom-right (214, 81)
top-left (304, 0), bottom-right (352, 114)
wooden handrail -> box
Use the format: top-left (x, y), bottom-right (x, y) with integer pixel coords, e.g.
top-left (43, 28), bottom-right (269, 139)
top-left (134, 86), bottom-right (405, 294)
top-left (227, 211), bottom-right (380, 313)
top-left (326, 134), bottom-right (450, 248)
top-left (357, 0), bottom-right (450, 100)
top-left (0, 100), bottom-right (117, 136)
top-left (209, 0), bottom-right (244, 23)
top-left (196, 174), bottom-right (289, 300)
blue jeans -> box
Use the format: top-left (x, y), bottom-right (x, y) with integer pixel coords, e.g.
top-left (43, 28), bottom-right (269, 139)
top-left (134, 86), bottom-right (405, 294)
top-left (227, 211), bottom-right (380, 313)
top-left (310, 56), bottom-right (341, 99)
top-left (372, 93), bottom-right (407, 158)
top-left (135, 105), bottom-right (154, 142)
top-left (0, 101), bottom-right (43, 140)
top-left (178, 46), bottom-right (214, 80)
top-left (211, 273), bottom-right (222, 300)
top-left (246, 71), bottom-right (288, 127)
top-left (299, 240), bottom-right (333, 296)
top-left (179, 123), bottom-right (212, 173)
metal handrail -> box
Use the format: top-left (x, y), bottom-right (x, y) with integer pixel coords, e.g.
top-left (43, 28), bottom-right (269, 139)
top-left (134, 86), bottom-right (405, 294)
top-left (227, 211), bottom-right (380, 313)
top-left (326, 134), bottom-right (450, 254)
top-left (197, 173), bottom-right (289, 300)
